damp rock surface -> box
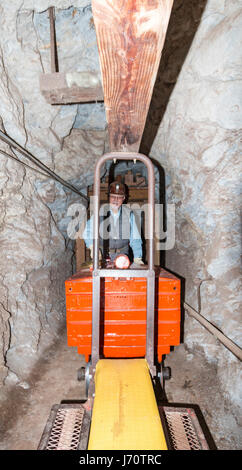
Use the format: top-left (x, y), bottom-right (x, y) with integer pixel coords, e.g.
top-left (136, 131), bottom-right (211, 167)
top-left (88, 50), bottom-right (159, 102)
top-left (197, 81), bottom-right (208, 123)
top-left (0, 339), bottom-right (240, 450)
top-left (0, 0), bottom-right (241, 447)
top-left (151, 0), bottom-right (242, 418)
top-left (0, 1), bottom-right (106, 382)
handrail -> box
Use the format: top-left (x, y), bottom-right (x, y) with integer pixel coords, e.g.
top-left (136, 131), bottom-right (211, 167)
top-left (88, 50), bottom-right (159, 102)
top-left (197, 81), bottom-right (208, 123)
top-left (91, 151), bottom-right (156, 375)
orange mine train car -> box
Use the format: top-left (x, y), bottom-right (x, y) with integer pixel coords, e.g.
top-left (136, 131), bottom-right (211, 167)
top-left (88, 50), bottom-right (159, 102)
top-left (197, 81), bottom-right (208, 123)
top-left (65, 267), bottom-right (180, 363)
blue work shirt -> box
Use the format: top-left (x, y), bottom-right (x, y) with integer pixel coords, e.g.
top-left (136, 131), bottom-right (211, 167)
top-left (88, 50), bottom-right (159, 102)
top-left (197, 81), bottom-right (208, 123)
top-left (83, 206), bottom-right (142, 259)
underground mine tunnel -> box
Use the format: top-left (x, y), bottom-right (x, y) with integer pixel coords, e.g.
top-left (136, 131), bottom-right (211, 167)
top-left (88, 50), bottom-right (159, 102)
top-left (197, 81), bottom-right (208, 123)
top-left (0, 0), bottom-right (241, 452)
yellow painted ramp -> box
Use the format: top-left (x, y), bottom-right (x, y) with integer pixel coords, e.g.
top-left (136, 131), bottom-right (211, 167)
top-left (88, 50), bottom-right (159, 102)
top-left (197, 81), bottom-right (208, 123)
top-left (88, 359), bottom-right (167, 450)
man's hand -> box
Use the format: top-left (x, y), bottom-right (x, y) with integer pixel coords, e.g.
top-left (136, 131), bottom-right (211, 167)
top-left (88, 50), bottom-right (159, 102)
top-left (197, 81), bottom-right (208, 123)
top-left (89, 245), bottom-right (102, 261)
top-left (134, 258), bottom-right (144, 265)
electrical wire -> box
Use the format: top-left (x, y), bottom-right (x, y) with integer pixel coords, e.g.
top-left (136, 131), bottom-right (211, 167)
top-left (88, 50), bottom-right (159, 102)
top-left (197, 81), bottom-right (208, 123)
top-left (0, 149), bottom-right (48, 178)
top-left (0, 130), bottom-right (89, 202)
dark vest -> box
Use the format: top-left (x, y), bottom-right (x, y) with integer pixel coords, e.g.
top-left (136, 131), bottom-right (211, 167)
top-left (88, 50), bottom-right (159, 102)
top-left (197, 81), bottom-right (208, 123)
top-left (99, 205), bottom-right (131, 256)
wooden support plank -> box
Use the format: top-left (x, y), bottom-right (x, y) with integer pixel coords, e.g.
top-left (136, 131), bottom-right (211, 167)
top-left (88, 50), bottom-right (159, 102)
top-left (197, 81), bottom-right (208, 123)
top-left (76, 238), bottom-right (86, 271)
top-left (92, 0), bottom-right (174, 152)
top-left (39, 72), bottom-right (104, 104)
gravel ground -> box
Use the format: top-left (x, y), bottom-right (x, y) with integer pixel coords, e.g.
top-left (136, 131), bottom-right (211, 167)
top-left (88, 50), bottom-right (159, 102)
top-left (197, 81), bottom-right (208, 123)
top-left (0, 332), bottom-right (240, 450)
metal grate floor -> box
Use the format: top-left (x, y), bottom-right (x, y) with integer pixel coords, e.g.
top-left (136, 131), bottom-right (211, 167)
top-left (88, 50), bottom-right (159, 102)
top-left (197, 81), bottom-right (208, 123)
top-left (38, 403), bottom-right (214, 450)
top-left (159, 406), bottom-right (213, 450)
top-left (38, 404), bottom-right (89, 450)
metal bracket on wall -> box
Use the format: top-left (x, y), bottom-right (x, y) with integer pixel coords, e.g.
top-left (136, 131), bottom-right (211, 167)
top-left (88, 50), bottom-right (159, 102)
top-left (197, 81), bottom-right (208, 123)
top-left (39, 7), bottom-right (103, 104)
top-left (48, 7), bottom-right (58, 74)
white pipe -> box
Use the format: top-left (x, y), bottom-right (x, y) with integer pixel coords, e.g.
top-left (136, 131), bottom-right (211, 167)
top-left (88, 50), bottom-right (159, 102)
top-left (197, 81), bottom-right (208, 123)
top-left (184, 302), bottom-right (242, 361)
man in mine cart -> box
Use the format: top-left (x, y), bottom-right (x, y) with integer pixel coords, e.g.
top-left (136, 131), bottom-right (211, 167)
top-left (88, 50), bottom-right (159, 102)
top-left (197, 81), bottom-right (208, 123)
top-left (83, 181), bottom-right (144, 266)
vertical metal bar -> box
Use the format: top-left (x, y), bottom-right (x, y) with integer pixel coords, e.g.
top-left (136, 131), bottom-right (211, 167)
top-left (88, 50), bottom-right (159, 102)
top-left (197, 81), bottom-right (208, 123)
top-left (144, 156), bottom-right (155, 372)
top-left (48, 7), bottom-right (58, 73)
top-left (93, 161), bottom-right (101, 270)
top-left (91, 159), bottom-right (102, 368)
top-left (91, 274), bottom-right (100, 368)
top-left (146, 156), bottom-right (155, 271)
top-left (146, 272), bottom-right (155, 371)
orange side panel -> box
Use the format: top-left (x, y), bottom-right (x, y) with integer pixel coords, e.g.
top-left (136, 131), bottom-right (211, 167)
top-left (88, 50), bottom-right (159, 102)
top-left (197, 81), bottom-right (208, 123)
top-left (65, 267), bottom-right (181, 363)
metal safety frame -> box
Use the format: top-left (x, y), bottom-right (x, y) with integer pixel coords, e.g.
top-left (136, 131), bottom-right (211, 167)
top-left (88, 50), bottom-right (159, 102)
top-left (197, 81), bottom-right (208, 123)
top-left (90, 152), bottom-right (156, 377)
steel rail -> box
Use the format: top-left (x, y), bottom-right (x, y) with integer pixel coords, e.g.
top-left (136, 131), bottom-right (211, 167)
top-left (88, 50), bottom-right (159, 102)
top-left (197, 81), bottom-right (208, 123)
top-left (184, 302), bottom-right (242, 361)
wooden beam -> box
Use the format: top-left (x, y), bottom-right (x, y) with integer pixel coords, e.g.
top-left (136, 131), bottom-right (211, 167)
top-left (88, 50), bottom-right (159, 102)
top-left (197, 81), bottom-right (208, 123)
top-left (39, 72), bottom-right (104, 104)
top-left (75, 238), bottom-right (86, 271)
top-left (92, 0), bottom-right (174, 152)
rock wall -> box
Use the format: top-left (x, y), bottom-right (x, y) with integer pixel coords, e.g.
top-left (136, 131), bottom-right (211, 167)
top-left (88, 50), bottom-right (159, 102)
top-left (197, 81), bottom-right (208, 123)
top-left (151, 0), bottom-right (242, 414)
top-left (0, 1), bottom-right (106, 384)
top-left (0, 0), bottom-right (241, 423)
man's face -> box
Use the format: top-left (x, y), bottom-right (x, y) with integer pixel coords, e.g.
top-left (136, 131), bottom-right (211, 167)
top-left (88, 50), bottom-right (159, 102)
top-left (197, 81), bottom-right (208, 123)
top-left (109, 194), bottom-right (125, 212)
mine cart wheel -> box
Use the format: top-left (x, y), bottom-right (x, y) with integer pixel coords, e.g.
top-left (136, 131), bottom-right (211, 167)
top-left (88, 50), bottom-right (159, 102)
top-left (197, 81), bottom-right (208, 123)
top-left (85, 361), bottom-right (91, 398)
top-left (162, 366), bottom-right (171, 381)
top-left (158, 363), bottom-right (171, 390)
top-left (77, 366), bottom-right (86, 381)
top-left (77, 362), bottom-right (91, 398)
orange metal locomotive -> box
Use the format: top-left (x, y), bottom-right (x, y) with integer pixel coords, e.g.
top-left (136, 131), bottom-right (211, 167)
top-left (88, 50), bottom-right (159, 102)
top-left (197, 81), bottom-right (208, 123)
top-left (65, 153), bottom-right (181, 372)
top-left (66, 267), bottom-right (180, 364)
